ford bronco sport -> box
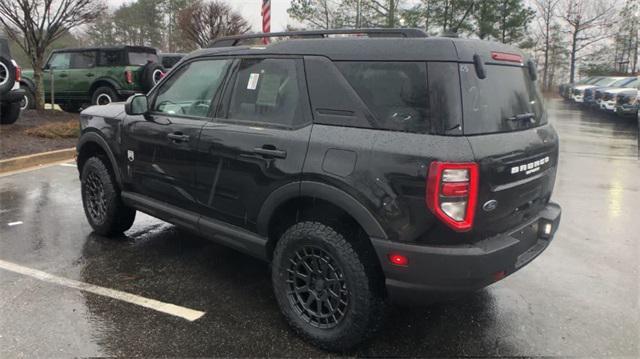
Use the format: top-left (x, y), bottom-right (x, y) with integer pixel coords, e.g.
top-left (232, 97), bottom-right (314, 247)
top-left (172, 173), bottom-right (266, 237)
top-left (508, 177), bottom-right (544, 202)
top-left (20, 46), bottom-right (164, 112)
top-left (76, 29), bottom-right (562, 351)
top-left (0, 34), bottom-right (24, 125)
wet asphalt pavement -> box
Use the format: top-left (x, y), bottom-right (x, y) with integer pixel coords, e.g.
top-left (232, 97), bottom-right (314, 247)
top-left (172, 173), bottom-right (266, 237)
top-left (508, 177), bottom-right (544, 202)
top-left (0, 98), bottom-right (638, 357)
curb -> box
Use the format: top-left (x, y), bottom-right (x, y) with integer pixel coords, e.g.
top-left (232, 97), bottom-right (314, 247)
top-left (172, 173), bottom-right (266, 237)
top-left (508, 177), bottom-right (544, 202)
top-left (0, 148), bottom-right (76, 174)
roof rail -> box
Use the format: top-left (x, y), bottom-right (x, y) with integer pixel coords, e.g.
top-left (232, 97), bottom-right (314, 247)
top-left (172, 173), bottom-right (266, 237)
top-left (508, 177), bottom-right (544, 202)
top-left (209, 28), bottom-right (428, 48)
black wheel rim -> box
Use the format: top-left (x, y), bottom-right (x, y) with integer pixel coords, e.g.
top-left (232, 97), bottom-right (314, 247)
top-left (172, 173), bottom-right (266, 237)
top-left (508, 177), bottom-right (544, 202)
top-left (84, 170), bottom-right (107, 224)
top-left (286, 246), bottom-right (349, 329)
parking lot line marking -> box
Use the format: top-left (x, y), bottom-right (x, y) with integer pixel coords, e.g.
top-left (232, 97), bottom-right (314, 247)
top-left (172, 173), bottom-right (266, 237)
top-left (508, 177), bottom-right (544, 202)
top-left (0, 259), bottom-right (205, 322)
top-left (7, 221), bottom-right (23, 226)
top-left (59, 163), bottom-right (77, 167)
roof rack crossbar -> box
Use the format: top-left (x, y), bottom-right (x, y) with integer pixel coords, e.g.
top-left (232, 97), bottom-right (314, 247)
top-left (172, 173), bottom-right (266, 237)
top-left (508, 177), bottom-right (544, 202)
top-left (209, 28), bottom-right (428, 48)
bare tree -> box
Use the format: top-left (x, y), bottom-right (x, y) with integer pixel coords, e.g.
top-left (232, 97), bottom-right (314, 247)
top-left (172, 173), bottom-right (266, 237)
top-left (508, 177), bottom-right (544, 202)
top-left (177, 0), bottom-right (250, 49)
top-left (533, 0), bottom-right (560, 90)
top-left (559, 0), bottom-right (616, 83)
top-left (0, 0), bottom-right (104, 110)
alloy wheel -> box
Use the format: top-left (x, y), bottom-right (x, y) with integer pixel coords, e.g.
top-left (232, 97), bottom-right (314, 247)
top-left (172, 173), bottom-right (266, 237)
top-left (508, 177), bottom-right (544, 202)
top-left (84, 170), bottom-right (107, 224)
top-left (286, 246), bottom-right (350, 329)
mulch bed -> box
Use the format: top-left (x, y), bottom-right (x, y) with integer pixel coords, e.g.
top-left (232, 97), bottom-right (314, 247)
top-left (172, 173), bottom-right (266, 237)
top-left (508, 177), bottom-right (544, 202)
top-left (0, 110), bottom-right (79, 159)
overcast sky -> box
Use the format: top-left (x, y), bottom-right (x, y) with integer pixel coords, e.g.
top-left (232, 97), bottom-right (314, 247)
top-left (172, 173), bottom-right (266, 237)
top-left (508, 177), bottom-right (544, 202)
top-left (108, 0), bottom-right (295, 32)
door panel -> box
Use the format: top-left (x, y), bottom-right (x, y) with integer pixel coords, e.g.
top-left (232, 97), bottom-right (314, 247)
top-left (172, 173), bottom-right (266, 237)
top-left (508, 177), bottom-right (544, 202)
top-left (195, 57), bottom-right (312, 231)
top-left (127, 115), bottom-right (205, 212)
top-left (196, 123), bottom-right (311, 230)
top-left (123, 58), bottom-right (233, 212)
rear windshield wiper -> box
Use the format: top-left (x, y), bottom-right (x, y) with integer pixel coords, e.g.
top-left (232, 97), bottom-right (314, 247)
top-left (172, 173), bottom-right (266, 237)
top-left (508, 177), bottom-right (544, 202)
top-left (506, 112), bottom-right (536, 122)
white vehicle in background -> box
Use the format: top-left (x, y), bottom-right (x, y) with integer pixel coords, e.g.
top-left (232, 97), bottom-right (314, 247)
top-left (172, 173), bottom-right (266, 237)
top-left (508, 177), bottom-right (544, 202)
top-left (572, 77), bottom-right (625, 103)
top-left (599, 77), bottom-right (640, 111)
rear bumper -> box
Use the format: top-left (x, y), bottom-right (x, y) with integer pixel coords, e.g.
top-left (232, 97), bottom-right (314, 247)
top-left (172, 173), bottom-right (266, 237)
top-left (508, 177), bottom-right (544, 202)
top-left (1, 88), bottom-right (25, 104)
top-left (372, 202), bottom-right (561, 306)
top-left (616, 105), bottom-right (638, 115)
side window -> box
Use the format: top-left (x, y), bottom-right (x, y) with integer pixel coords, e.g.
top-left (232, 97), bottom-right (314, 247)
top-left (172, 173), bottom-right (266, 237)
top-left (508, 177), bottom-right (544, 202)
top-left (336, 62), bottom-right (430, 134)
top-left (152, 59), bottom-right (231, 118)
top-left (70, 51), bottom-right (96, 69)
top-left (48, 53), bottom-right (71, 70)
top-left (99, 50), bottom-right (124, 66)
top-left (226, 58), bottom-right (307, 127)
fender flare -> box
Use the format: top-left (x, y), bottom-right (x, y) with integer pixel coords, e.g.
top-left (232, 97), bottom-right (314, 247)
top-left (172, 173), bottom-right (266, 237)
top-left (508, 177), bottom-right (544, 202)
top-left (90, 77), bottom-right (122, 93)
top-left (257, 181), bottom-right (388, 240)
top-left (19, 77), bottom-right (36, 93)
top-left (77, 132), bottom-right (123, 186)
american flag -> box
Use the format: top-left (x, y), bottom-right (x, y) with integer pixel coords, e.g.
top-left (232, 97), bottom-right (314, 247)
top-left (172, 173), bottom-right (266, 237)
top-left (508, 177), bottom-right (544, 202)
top-left (261, 0), bottom-right (271, 44)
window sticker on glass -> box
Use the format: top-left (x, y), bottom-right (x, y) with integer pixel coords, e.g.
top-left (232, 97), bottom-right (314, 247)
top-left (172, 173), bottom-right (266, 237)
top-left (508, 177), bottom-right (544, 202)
top-left (256, 73), bottom-right (282, 106)
top-left (247, 73), bottom-right (260, 90)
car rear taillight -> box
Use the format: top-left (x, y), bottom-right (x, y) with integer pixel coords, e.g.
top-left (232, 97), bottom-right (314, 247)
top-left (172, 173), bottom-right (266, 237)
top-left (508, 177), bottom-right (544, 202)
top-left (125, 70), bottom-right (133, 84)
top-left (426, 162), bottom-right (479, 232)
top-left (15, 65), bottom-right (21, 82)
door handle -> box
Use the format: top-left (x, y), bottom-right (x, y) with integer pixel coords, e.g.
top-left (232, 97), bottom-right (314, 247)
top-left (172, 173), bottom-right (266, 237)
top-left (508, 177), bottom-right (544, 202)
top-left (58, 73), bottom-right (68, 78)
top-left (86, 73), bottom-right (94, 77)
top-left (252, 146), bottom-right (287, 159)
top-left (167, 133), bottom-right (190, 143)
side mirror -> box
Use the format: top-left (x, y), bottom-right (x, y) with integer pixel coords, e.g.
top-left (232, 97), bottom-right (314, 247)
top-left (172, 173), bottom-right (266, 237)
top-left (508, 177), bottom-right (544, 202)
top-left (527, 60), bottom-right (538, 81)
top-left (43, 64), bottom-right (50, 71)
top-left (125, 94), bottom-right (149, 116)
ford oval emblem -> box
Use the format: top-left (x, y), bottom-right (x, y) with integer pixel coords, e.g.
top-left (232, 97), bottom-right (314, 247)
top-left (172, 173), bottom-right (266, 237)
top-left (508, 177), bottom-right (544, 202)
top-left (482, 200), bottom-right (498, 212)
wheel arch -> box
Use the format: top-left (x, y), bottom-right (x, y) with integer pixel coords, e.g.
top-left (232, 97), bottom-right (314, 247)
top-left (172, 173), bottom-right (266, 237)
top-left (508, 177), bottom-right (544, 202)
top-left (258, 181), bottom-right (388, 259)
top-left (19, 77), bottom-right (36, 93)
top-left (77, 132), bottom-right (122, 187)
top-left (89, 78), bottom-right (121, 95)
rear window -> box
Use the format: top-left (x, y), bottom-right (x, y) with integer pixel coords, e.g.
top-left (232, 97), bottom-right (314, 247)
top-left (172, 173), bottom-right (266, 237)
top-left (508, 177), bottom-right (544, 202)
top-left (128, 52), bottom-right (158, 66)
top-left (336, 62), bottom-right (430, 134)
top-left (459, 64), bottom-right (545, 135)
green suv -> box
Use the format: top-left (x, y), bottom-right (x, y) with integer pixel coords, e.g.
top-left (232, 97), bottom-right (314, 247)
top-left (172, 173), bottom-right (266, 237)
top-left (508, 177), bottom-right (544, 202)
top-left (20, 46), bottom-right (165, 112)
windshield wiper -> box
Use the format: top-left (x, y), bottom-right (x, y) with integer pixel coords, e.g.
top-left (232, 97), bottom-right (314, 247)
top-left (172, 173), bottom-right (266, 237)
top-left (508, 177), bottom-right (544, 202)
top-left (506, 112), bottom-right (536, 122)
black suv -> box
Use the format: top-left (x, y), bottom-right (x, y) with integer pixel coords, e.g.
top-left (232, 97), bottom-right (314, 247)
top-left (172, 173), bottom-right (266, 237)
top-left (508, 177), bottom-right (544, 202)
top-left (76, 29), bottom-right (561, 351)
top-left (0, 34), bottom-right (24, 124)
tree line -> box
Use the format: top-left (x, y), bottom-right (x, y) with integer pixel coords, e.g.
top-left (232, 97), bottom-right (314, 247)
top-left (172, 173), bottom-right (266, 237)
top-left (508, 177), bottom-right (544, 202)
top-left (1, 0), bottom-right (638, 110)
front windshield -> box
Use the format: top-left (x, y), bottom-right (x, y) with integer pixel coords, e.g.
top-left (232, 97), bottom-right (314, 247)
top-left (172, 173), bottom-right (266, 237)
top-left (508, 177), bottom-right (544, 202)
top-left (594, 78), bottom-right (623, 86)
top-left (622, 78), bottom-right (640, 88)
top-left (610, 78), bottom-right (635, 87)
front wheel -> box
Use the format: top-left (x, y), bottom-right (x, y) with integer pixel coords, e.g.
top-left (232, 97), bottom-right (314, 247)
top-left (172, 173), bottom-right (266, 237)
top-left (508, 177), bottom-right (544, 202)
top-left (271, 222), bottom-right (385, 351)
top-left (81, 156), bottom-right (136, 236)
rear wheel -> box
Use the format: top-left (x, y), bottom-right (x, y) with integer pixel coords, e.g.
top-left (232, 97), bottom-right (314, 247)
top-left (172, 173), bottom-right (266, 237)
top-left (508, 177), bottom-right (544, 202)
top-left (81, 156), bottom-right (136, 236)
top-left (0, 101), bottom-right (21, 125)
top-left (272, 221), bottom-right (385, 351)
top-left (20, 88), bottom-right (35, 110)
top-left (0, 57), bottom-right (16, 94)
top-left (91, 86), bottom-right (118, 106)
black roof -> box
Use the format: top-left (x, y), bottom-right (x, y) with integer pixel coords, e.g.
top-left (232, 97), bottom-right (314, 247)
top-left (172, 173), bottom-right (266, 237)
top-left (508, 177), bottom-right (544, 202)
top-left (51, 45), bottom-right (157, 53)
top-left (188, 35), bottom-right (528, 64)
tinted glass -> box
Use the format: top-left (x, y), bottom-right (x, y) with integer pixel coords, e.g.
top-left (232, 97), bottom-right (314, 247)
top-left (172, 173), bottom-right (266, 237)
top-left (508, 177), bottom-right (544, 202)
top-left (622, 78), bottom-right (640, 88)
top-left (48, 53), bottom-right (71, 69)
top-left (460, 64), bottom-right (546, 135)
top-left (337, 62), bottom-right (430, 134)
top-left (152, 59), bottom-right (231, 118)
top-left (227, 58), bottom-right (306, 127)
top-left (99, 50), bottom-right (124, 66)
top-left (70, 51), bottom-right (96, 68)
top-left (161, 56), bottom-right (182, 68)
top-left (594, 78), bottom-right (623, 86)
top-left (128, 52), bottom-right (159, 66)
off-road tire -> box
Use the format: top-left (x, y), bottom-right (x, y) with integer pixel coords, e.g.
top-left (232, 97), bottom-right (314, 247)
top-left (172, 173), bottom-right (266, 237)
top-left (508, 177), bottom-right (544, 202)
top-left (0, 101), bottom-right (20, 125)
top-left (81, 156), bottom-right (136, 236)
top-left (272, 221), bottom-right (386, 352)
top-left (0, 56), bottom-right (16, 94)
top-left (91, 86), bottom-right (118, 106)
top-left (20, 88), bottom-right (35, 110)
top-left (141, 62), bottom-right (165, 91)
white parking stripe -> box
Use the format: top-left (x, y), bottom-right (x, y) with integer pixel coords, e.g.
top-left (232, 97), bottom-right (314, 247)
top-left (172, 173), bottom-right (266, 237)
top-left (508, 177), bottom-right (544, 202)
top-left (59, 163), bottom-right (77, 167)
top-left (7, 221), bottom-right (23, 226)
top-left (0, 259), bottom-right (205, 322)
